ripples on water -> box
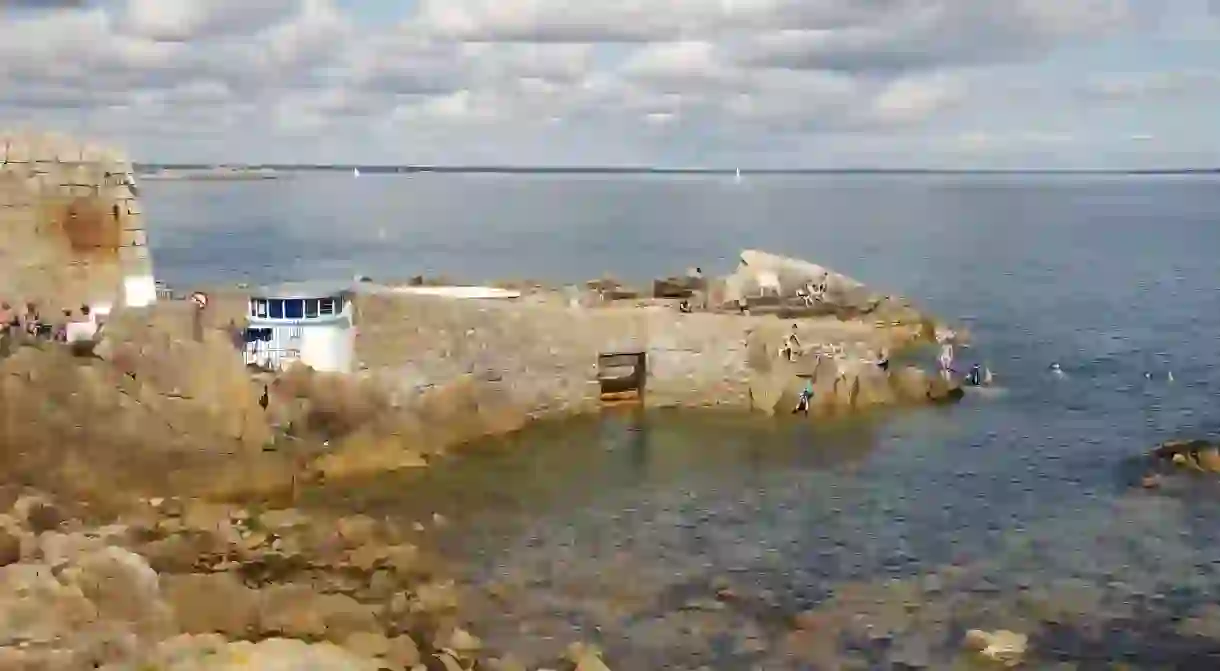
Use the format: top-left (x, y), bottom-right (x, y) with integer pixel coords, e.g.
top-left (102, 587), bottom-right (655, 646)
top-left (150, 173), bottom-right (1220, 667)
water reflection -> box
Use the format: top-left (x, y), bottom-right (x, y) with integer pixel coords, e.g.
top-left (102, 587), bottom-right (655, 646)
top-left (313, 409), bottom-right (886, 536)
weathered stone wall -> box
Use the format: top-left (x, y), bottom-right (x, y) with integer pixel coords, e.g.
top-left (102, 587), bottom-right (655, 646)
top-left (0, 130), bottom-right (152, 309)
top-left (352, 293), bottom-right (925, 416)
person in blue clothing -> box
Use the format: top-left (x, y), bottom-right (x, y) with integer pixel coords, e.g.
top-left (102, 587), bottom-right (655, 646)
top-left (965, 363), bottom-right (982, 386)
top-left (792, 377), bottom-right (814, 416)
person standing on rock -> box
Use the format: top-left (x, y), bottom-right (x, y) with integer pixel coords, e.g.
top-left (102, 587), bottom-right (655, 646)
top-left (938, 341), bottom-right (955, 380)
top-left (793, 377), bottom-right (814, 416)
top-left (783, 324), bottom-right (802, 362)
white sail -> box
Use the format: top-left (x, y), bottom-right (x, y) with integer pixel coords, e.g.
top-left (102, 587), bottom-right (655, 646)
top-left (353, 167), bottom-right (360, 178)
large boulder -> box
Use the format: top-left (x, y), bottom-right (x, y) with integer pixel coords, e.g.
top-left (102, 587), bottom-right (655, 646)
top-left (720, 250), bottom-right (886, 315)
top-left (104, 635), bottom-right (384, 671)
top-left (0, 540), bottom-right (175, 669)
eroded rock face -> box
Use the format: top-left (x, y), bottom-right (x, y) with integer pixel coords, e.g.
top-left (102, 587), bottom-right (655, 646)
top-left (0, 339), bottom-right (272, 504)
top-left (749, 359), bottom-right (961, 417)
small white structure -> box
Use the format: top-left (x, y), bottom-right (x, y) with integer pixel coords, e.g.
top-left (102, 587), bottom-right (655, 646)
top-left (243, 281), bottom-right (356, 373)
top-left (123, 274), bottom-right (158, 308)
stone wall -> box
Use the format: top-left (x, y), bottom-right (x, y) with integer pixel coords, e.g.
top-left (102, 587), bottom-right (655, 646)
top-left (351, 293), bottom-right (926, 417)
top-left (0, 130), bottom-right (153, 309)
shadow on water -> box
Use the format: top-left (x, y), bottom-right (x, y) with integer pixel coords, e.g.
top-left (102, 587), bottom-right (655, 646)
top-left (311, 408), bottom-right (890, 538)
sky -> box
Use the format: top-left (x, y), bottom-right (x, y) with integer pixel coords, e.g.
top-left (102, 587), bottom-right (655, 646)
top-left (0, 0), bottom-right (1218, 168)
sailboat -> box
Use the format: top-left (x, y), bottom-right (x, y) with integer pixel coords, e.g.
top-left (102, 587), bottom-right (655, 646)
top-left (734, 167), bottom-right (742, 183)
top-left (352, 167), bottom-right (360, 178)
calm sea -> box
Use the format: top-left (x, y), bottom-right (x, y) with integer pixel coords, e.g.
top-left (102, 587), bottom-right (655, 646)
top-left (146, 172), bottom-right (1220, 667)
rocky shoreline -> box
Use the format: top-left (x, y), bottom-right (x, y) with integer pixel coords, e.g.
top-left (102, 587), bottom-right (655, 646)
top-left (1, 130), bottom-right (994, 668)
top-left (0, 253), bottom-right (978, 668)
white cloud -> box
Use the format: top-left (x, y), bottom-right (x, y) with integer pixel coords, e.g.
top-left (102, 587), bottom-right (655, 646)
top-left (121, 0), bottom-right (300, 41)
top-left (869, 73), bottom-right (965, 125)
top-left (0, 0), bottom-right (1211, 166)
top-left (729, 0), bottom-right (1132, 72)
top-left (1083, 70), bottom-right (1220, 99)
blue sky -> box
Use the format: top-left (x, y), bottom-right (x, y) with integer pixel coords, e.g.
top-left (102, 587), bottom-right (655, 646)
top-left (0, 0), bottom-right (1218, 168)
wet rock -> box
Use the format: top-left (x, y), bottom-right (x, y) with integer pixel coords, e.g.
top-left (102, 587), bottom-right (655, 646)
top-left (1150, 438), bottom-right (1220, 473)
top-left (314, 430), bottom-right (428, 480)
top-left (962, 629), bottom-right (1027, 667)
top-left (1177, 604), bottom-right (1220, 640)
top-left (888, 635), bottom-right (932, 669)
top-left (567, 643), bottom-right (613, 671)
top-left (1140, 474), bottom-right (1163, 489)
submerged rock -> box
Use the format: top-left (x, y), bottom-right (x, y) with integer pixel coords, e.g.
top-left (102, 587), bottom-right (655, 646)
top-left (1150, 438), bottom-right (1220, 473)
top-left (962, 629), bottom-right (1028, 667)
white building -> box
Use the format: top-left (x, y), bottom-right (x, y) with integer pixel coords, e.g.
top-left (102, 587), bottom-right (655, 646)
top-left (243, 281), bottom-right (356, 373)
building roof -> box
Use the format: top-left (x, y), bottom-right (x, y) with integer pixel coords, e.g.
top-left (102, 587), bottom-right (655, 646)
top-left (250, 280), bottom-right (356, 299)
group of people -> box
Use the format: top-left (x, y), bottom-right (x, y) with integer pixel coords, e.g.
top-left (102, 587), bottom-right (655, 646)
top-left (938, 338), bottom-right (993, 387)
top-left (0, 300), bottom-right (101, 347)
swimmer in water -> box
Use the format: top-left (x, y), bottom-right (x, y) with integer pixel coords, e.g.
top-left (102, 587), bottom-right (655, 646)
top-left (1050, 363), bottom-right (1065, 376)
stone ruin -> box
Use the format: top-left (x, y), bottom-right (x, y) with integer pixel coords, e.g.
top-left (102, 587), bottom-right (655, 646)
top-left (0, 130), bottom-right (154, 311)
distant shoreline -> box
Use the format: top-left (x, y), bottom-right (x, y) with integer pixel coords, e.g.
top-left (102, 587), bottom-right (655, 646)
top-left (133, 164), bottom-right (1220, 176)
top-left (139, 167), bottom-right (283, 181)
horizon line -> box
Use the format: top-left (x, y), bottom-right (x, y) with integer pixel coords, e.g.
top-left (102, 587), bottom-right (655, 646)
top-left (133, 163), bottom-right (1220, 175)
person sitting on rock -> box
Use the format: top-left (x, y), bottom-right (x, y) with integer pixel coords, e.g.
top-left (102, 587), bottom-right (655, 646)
top-left (877, 348), bottom-right (890, 372)
top-left (812, 273), bottom-right (829, 301)
top-left (792, 377), bottom-right (814, 416)
top-left (22, 303), bottom-right (44, 338)
top-left (54, 309), bottom-right (73, 342)
top-left (678, 299), bottom-right (693, 313)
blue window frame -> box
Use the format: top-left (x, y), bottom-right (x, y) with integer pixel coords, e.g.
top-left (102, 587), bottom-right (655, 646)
top-left (269, 299), bottom-right (284, 319)
top-left (284, 299), bottom-right (304, 319)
